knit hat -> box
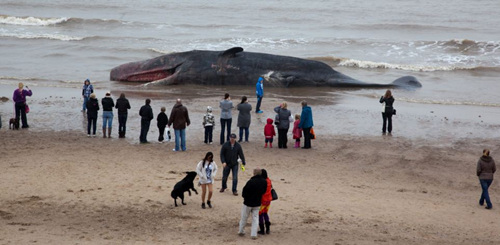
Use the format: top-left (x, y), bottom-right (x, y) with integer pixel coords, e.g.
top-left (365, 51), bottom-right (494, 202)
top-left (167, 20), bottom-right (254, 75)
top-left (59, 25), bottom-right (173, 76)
top-left (207, 106), bottom-right (213, 113)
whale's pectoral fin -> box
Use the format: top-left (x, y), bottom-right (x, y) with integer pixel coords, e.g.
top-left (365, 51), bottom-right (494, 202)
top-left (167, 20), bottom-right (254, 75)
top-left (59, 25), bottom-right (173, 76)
top-left (221, 47), bottom-right (244, 57)
top-left (391, 76), bottom-right (422, 89)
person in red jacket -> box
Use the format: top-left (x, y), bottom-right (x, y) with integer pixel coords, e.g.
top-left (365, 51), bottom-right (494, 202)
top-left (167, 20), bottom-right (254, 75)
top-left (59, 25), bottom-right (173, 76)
top-left (258, 169), bottom-right (273, 235)
top-left (263, 118), bottom-right (276, 148)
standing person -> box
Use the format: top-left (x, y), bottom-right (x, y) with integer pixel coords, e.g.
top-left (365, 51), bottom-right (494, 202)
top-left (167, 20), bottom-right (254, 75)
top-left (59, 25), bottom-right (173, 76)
top-left (139, 99), bottom-right (154, 144)
top-left (196, 152), bottom-right (218, 209)
top-left (264, 118), bottom-right (276, 148)
top-left (292, 114), bottom-right (302, 148)
top-left (81, 79), bottom-right (93, 112)
top-left (157, 107), bottom-right (169, 142)
top-left (115, 93), bottom-right (131, 138)
top-left (379, 89), bottom-right (395, 134)
top-left (86, 93), bottom-right (99, 137)
top-left (255, 77), bottom-right (264, 113)
top-left (12, 82), bottom-right (33, 128)
top-left (202, 106), bottom-right (215, 144)
top-left (237, 96), bottom-right (252, 142)
top-left (101, 91), bottom-right (114, 138)
top-left (168, 98), bottom-right (190, 151)
top-left (238, 168), bottom-right (267, 239)
top-left (298, 100), bottom-right (314, 149)
top-left (274, 102), bottom-right (292, 148)
top-left (220, 133), bottom-right (246, 195)
top-left (258, 169), bottom-right (273, 235)
top-left (219, 93), bottom-right (233, 145)
top-left (477, 149), bottom-right (496, 210)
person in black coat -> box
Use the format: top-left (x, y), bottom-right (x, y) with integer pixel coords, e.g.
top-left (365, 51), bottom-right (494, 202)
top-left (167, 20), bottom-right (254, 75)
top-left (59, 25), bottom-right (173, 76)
top-left (115, 93), bottom-right (131, 138)
top-left (238, 168), bottom-right (267, 239)
top-left (379, 89), bottom-right (395, 134)
top-left (86, 93), bottom-right (99, 137)
top-left (157, 106), bottom-right (169, 142)
top-left (220, 134), bottom-right (246, 195)
top-left (139, 99), bottom-right (154, 143)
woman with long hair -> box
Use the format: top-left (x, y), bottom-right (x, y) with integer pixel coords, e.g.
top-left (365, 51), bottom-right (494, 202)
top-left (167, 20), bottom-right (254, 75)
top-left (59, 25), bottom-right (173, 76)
top-left (196, 152), bottom-right (218, 209)
top-left (379, 89), bottom-right (395, 134)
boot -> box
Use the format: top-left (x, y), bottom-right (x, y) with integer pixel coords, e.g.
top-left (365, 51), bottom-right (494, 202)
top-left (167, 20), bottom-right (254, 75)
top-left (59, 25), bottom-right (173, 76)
top-left (257, 223), bottom-right (265, 235)
top-left (264, 143), bottom-right (268, 148)
top-left (265, 222), bottom-right (271, 234)
top-left (108, 128), bottom-right (112, 138)
top-left (269, 143), bottom-right (273, 148)
top-left (103, 128), bottom-right (107, 138)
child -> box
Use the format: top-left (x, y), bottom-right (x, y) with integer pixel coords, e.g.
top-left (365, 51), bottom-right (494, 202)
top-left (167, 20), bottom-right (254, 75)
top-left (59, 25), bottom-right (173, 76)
top-left (264, 118), bottom-right (276, 148)
top-left (292, 114), bottom-right (302, 148)
top-left (203, 106), bottom-right (215, 144)
top-left (157, 107), bottom-right (169, 142)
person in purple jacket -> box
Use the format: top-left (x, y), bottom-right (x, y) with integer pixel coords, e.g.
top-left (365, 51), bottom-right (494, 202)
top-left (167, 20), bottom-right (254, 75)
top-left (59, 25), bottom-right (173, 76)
top-left (12, 82), bottom-right (33, 128)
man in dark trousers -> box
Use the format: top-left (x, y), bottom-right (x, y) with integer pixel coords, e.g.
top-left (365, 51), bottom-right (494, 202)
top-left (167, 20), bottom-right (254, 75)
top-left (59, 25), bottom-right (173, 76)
top-left (220, 133), bottom-right (246, 196)
top-left (139, 98), bottom-right (154, 143)
top-left (238, 168), bottom-right (267, 239)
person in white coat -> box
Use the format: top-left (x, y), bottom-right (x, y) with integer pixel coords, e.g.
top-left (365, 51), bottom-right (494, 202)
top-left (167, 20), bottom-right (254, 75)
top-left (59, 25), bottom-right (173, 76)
top-left (196, 152), bottom-right (218, 209)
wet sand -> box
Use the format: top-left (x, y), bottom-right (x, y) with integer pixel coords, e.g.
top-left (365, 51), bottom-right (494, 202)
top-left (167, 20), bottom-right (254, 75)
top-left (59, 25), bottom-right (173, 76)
top-left (1, 84), bottom-right (500, 244)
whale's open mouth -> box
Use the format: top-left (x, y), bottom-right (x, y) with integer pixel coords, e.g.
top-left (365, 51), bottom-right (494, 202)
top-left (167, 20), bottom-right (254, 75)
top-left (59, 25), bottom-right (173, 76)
top-left (110, 63), bottom-right (181, 83)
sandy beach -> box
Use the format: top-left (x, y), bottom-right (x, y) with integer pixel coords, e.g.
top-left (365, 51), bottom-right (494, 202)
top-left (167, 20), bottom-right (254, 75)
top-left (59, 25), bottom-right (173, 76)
top-left (1, 90), bottom-right (500, 245)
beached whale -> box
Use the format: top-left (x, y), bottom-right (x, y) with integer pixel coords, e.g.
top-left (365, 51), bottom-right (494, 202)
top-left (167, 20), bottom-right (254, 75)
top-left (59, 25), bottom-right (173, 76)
top-left (110, 47), bottom-right (421, 89)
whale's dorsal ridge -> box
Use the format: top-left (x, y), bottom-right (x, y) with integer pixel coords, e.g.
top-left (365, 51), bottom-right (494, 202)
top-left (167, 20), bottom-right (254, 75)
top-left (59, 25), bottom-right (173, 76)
top-left (221, 47), bottom-right (244, 57)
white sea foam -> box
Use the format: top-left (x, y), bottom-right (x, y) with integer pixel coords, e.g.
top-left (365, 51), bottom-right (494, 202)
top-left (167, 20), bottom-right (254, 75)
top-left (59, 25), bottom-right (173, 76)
top-left (0, 15), bottom-right (68, 26)
top-left (0, 32), bottom-right (83, 41)
top-left (336, 57), bottom-right (477, 72)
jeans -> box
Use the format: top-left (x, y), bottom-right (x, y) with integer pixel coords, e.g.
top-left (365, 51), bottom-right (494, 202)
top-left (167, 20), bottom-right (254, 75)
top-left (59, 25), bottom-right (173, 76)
top-left (256, 96), bottom-right (263, 112)
top-left (87, 117), bottom-right (97, 135)
top-left (102, 111), bottom-right (113, 129)
top-left (239, 127), bottom-right (249, 142)
top-left (220, 118), bottom-right (232, 144)
top-left (118, 113), bottom-right (128, 135)
top-left (204, 125), bottom-right (213, 143)
top-left (140, 119), bottom-right (151, 143)
top-left (239, 205), bottom-right (260, 237)
top-left (480, 179), bottom-right (493, 208)
top-left (15, 102), bottom-right (28, 127)
top-left (82, 96), bottom-right (89, 111)
top-left (382, 112), bottom-right (393, 133)
top-left (222, 164), bottom-right (239, 192)
top-left (174, 129), bottom-right (186, 151)
top-left (302, 127), bottom-right (311, 148)
top-left (277, 128), bottom-right (289, 148)
top-left (158, 126), bottom-right (166, 142)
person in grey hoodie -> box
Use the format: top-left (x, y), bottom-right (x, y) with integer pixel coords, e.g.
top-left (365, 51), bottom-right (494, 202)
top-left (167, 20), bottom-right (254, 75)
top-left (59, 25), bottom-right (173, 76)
top-left (477, 149), bottom-right (496, 209)
top-left (237, 96), bottom-right (252, 142)
top-left (273, 102), bottom-right (292, 149)
top-left (219, 93), bottom-right (234, 144)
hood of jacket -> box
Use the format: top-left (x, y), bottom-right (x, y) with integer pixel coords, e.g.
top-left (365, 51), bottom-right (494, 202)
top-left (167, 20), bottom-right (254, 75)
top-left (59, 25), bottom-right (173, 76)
top-left (267, 118), bottom-right (274, 124)
top-left (481, 155), bottom-right (492, 162)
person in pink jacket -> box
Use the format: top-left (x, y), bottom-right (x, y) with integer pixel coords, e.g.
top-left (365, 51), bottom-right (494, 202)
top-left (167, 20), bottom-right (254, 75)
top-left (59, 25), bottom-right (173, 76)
top-left (292, 114), bottom-right (302, 148)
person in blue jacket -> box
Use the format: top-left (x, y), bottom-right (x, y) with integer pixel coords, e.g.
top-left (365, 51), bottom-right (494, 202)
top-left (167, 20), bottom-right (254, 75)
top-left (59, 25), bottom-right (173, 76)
top-left (298, 100), bottom-right (313, 149)
top-left (255, 77), bottom-right (264, 113)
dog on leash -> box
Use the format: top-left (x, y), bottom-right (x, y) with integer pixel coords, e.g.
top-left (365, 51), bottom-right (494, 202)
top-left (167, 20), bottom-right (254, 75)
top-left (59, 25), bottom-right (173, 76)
top-left (9, 118), bottom-right (19, 129)
top-left (171, 171), bottom-right (198, 207)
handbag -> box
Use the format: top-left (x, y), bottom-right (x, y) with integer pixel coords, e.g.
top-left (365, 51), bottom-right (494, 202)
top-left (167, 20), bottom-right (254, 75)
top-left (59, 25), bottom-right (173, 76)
top-left (271, 188), bottom-right (278, 201)
top-left (25, 104), bottom-right (30, 114)
top-left (310, 128), bottom-right (316, 140)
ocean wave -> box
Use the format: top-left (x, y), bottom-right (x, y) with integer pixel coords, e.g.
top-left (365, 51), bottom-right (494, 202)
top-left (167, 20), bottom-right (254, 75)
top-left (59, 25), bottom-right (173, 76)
top-left (332, 56), bottom-right (500, 72)
top-left (402, 97), bottom-right (500, 108)
top-left (0, 15), bottom-right (69, 26)
top-left (0, 32), bottom-right (84, 41)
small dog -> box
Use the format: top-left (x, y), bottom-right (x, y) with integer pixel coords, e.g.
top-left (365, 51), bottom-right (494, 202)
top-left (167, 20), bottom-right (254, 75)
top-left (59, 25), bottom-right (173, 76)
top-left (171, 171), bottom-right (198, 207)
top-left (9, 118), bottom-right (19, 129)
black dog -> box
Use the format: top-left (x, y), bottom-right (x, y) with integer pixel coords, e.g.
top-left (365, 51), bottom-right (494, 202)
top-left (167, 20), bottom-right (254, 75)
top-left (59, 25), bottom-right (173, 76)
top-left (9, 118), bottom-right (19, 129)
top-left (171, 171), bottom-right (198, 207)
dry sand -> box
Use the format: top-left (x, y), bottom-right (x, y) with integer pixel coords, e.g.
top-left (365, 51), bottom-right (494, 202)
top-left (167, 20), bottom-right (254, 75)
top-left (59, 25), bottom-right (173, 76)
top-left (1, 129), bottom-right (500, 244)
top-left (1, 92), bottom-right (500, 245)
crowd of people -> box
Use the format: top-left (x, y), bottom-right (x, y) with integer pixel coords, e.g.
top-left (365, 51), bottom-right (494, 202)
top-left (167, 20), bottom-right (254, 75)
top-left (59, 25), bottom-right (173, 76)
top-left (5, 78), bottom-right (497, 240)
